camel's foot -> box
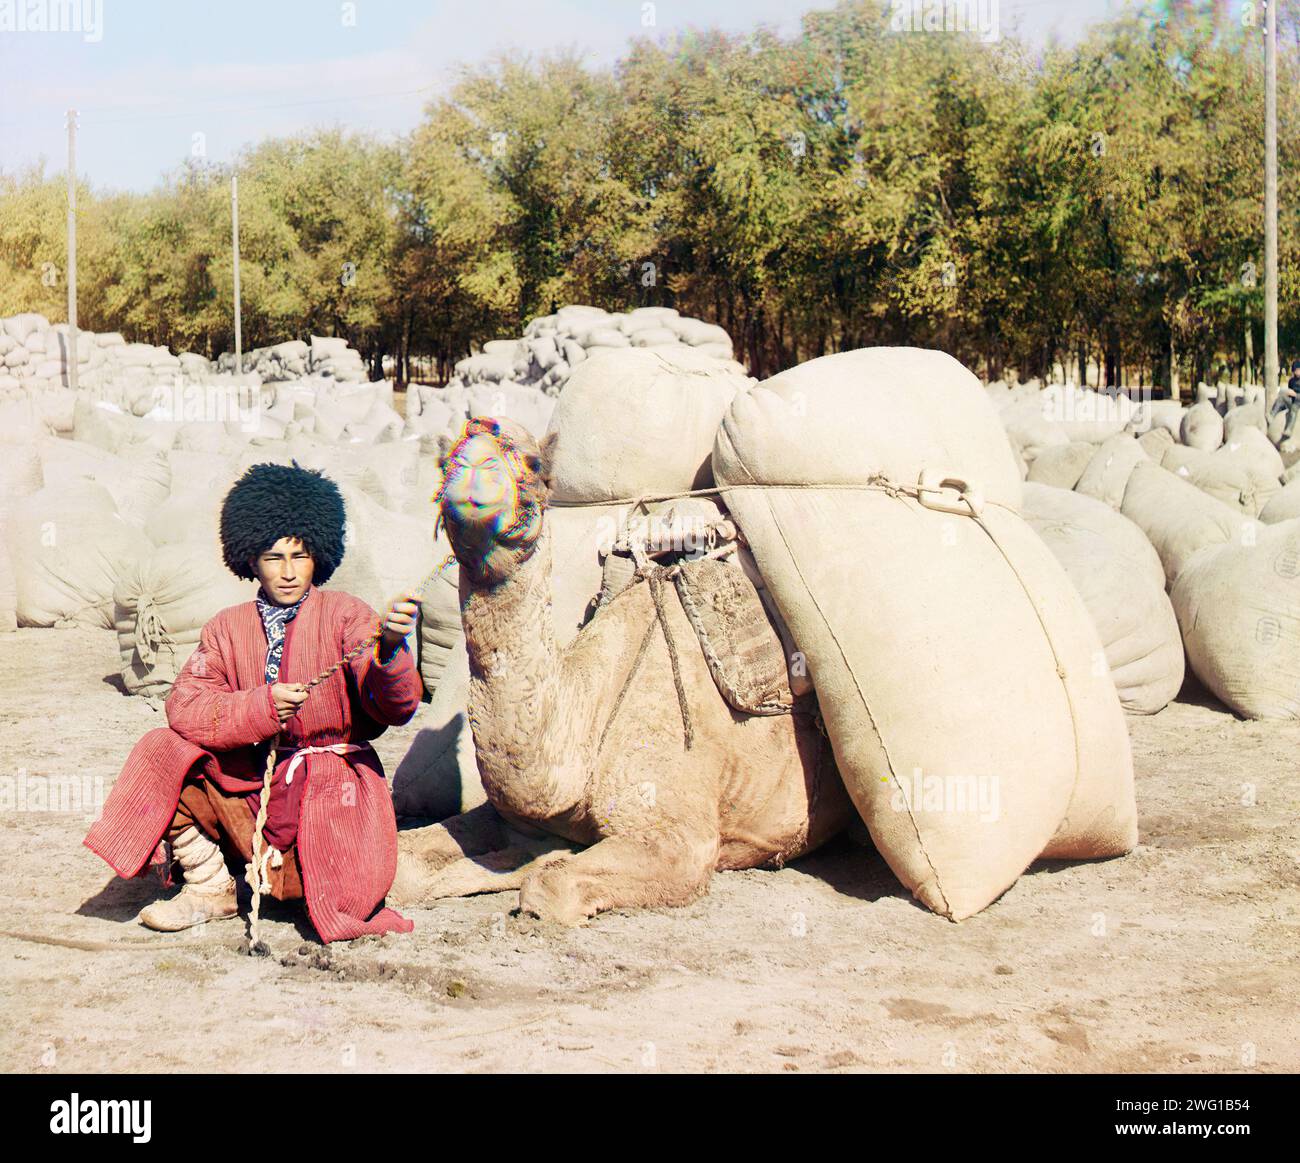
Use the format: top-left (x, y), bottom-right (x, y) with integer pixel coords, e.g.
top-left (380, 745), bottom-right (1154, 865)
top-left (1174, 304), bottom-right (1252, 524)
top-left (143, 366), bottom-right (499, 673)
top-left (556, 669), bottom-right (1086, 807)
top-left (390, 838), bottom-right (574, 906)
top-left (517, 832), bottom-right (717, 926)
top-left (518, 862), bottom-right (597, 926)
top-left (396, 802), bottom-right (507, 873)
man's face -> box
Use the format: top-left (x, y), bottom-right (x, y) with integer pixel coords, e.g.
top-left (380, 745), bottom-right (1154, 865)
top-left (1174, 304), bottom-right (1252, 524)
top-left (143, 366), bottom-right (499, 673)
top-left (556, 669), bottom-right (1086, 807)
top-left (250, 536), bottom-right (315, 606)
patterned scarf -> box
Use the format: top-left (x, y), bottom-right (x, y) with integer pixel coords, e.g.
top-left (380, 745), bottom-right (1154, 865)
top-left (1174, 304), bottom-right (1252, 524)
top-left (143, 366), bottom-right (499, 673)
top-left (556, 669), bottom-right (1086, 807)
top-left (255, 585), bottom-right (312, 683)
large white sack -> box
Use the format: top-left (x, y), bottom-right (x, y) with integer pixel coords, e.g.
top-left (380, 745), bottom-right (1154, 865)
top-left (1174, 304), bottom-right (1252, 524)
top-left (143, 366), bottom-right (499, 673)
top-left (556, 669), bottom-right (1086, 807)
top-left (1161, 437), bottom-right (1281, 517)
top-left (113, 539), bottom-right (253, 702)
top-left (0, 394), bottom-right (49, 442)
top-left (1036, 384), bottom-right (1136, 442)
top-left (1224, 400), bottom-right (1267, 438)
top-left (72, 397), bottom-right (178, 456)
top-left (1181, 401), bottom-right (1224, 451)
top-left (1021, 483), bottom-right (1183, 714)
top-left (6, 483), bottom-right (151, 628)
top-left (1119, 462), bottom-right (1249, 585)
top-left (328, 484), bottom-right (438, 622)
top-left (1171, 520), bottom-right (1300, 718)
top-left (1000, 400), bottom-right (1071, 463)
top-left (465, 382), bottom-right (555, 439)
top-left (714, 348), bottom-right (1136, 921)
top-left (1025, 441), bottom-right (1095, 490)
top-left (1260, 479), bottom-right (1300, 524)
top-left (32, 386), bottom-right (76, 433)
top-left (1074, 433), bottom-right (1150, 510)
top-left (1137, 426), bottom-right (1175, 460)
top-left (545, 347), bottom-right (748, 504)
top-left (1127, 399), bottom-right (1184, 437)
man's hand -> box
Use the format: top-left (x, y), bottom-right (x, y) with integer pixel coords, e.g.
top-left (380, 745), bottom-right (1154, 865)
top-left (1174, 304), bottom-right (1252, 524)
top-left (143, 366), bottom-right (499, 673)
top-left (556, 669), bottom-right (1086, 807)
top-left (272, 682), bottom-right (309, 723)
top-left (380, 590), bottom-right (422, 654)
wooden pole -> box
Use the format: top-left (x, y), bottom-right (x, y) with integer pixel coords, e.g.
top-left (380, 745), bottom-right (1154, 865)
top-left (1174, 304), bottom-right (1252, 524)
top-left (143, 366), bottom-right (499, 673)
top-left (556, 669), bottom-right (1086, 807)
top-left (1265, 0), bottom-right (1279, 405)
top-left (232, 175), bottom-right (242, 371)
top-left (66, 109), bottom-right (78, 393)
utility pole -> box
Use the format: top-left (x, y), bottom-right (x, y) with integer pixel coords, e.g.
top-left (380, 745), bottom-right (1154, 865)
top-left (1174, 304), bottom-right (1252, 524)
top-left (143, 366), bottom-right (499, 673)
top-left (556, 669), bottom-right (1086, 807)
top-left (66, 109), bottom-right (79, 393)
top-left (1265, 0), bottom-right (1280, 407)
top-left (231, 174), bottom-right (242, 372)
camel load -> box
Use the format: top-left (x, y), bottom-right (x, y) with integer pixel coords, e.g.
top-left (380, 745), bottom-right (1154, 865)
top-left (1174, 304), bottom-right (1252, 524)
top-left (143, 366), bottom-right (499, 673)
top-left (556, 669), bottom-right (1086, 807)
top-left (713, 348), bottom-right (1137, 920)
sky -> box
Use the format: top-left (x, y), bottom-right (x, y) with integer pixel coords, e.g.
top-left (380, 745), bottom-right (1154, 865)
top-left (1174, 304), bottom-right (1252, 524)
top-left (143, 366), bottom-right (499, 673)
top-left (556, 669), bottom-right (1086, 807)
top-left (0, 0), bottom-right (1130, 192)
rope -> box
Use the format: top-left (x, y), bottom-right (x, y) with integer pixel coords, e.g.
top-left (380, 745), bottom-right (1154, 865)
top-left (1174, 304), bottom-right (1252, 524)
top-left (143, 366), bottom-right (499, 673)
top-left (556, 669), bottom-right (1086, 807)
top-left (594, 564), bottom-right (696, 755)
top-left (548, 476), bottom-right (1017, 513)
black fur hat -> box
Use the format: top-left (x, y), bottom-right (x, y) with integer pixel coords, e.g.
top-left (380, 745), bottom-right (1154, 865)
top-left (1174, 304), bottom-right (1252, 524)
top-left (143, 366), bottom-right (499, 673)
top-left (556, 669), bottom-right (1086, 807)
top-left (219, 462), bottom-right (347, 583)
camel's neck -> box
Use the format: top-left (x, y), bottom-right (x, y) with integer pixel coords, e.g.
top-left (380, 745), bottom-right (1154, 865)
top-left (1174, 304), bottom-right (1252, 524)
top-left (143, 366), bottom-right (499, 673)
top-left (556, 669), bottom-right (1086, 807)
top-left (460, 522), bottom-right (574, 820)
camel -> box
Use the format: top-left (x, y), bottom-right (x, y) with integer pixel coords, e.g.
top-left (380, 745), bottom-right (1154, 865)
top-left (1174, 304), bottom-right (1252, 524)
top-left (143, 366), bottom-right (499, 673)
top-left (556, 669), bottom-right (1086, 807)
top-left (389, 416), bottom-right (853, 924)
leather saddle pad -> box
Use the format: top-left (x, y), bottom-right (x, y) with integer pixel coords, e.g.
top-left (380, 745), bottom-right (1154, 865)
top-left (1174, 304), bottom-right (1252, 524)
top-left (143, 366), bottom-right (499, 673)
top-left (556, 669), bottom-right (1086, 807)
top-left (672, 557), bottom-right (794, 717)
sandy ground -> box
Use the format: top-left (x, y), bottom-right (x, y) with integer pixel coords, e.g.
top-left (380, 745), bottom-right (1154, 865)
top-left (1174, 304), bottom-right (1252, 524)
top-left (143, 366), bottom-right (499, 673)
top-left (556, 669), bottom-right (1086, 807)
top-left (0, 625), bottom-right (1296, 1075)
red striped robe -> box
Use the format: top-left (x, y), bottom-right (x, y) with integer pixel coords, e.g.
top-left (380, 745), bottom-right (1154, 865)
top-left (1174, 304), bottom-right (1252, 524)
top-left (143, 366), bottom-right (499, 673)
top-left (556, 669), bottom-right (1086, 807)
top-left (85, 587), bottom-right (422, 943)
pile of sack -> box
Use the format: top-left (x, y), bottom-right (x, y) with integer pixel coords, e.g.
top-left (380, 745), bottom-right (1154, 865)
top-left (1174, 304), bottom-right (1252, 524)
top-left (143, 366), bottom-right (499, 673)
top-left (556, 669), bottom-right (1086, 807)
top-left (404, 306), bottom-right (744, 442)
top-left (986, 375), bottom-right (1300, 720)
top-left (214, 335), bottom-right (369, 384)
top-left (0, 313), bottom-right (186, 402)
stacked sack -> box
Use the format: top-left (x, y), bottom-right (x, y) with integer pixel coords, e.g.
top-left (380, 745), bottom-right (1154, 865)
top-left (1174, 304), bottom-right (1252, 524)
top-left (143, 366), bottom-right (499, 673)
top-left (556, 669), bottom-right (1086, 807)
top-left (215, 335), bottom-right (369, 384)
top-left (404, 305), bottom-right (745, 442)
top-left (0, 313), bottom-right (187, 401)
top-left (715, 348), bottom-right (1137, 921)
top-left (1078, 446), bottom-right (1300, 718)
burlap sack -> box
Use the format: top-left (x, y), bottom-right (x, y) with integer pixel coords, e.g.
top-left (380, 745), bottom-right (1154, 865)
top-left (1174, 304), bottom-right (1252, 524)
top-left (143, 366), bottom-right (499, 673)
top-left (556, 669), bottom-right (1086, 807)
top-left (1260, 479), bottom-right (1300, 524)
top-left (714, 348), bottom-right (1136, 921)
top-left (1022, 483), bottom-right (1183, 714)
top-left (1074, 433), bottom-right (1150, 510)
top-left (113, 539), bottom-right (252, 701)
top-left (545, 347), bottom-right (747, 504)
top-left (1171, 519), bottom-right (1300, 718)
top-left (1181, 401), bottom-right (1224, 451)
top-left (1119, 462), bottom-right (1248, 585)
top-left (1026, 441), bottom-right (1096, 490)
top-left (6, 482), bottom-right (151, 628)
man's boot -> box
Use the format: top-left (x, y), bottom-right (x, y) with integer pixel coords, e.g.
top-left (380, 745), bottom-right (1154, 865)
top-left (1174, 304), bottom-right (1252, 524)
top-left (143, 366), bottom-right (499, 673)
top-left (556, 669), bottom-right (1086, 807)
top-left (138, 826), bottom-right (238, 931)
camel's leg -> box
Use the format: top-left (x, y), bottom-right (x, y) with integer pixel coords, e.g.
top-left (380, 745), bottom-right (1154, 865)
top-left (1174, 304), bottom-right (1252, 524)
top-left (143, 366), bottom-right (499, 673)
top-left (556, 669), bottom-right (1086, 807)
top-left (518, 830), bottom-right (719, 925)
top-left (406, 842), bottom-right (576, 902)
top-left (396, 802), bottom-right (506, 868)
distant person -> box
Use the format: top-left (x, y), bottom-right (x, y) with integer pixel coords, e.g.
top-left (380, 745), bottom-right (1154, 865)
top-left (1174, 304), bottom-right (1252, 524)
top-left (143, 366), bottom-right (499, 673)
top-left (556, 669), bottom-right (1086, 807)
top-left (1271, 360), bottom-right (1300, 440)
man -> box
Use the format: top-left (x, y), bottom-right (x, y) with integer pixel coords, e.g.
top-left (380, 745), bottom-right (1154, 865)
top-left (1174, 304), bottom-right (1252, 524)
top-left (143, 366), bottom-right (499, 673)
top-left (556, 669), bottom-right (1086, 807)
top-left (85, 462), bottom-right (425, 942)
top-left (1273, 361), bottom-right (1300, 442)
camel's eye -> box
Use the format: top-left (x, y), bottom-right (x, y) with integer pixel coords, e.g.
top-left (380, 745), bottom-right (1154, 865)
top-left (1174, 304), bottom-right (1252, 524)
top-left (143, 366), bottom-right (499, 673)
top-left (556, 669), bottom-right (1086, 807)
top-left (524, 455), bottom-right (542, 474)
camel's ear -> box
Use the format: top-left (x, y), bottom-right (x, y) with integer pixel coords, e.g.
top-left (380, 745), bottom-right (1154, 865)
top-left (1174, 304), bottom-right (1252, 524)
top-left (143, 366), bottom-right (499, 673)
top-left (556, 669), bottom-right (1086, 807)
top-left (434, 431), bottom-right (455, 468)
top-left (536, 431), bottom-right (560, 489)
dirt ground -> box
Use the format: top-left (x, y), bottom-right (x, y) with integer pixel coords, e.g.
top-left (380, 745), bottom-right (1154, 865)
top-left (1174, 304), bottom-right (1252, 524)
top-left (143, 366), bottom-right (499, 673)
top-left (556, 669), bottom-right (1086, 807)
top-left (1, 626), bottom-right (1296, 1074)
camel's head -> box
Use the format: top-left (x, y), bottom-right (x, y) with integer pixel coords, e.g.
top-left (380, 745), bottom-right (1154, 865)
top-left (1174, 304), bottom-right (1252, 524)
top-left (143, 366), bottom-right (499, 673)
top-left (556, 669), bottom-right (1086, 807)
top-left (436, 417), bottom-right (557, 584)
